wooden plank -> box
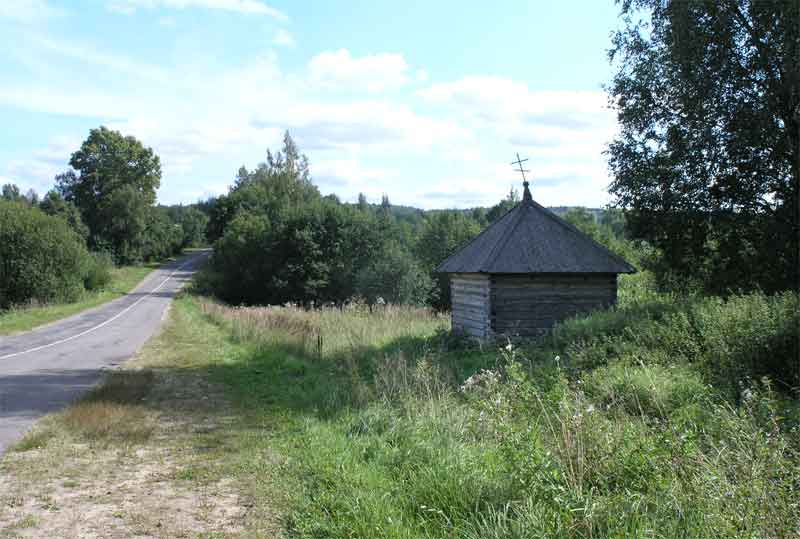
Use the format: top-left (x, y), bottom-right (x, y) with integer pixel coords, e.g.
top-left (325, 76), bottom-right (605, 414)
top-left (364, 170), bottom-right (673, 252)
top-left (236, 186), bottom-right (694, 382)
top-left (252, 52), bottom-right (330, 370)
top-left (452, 295), bottom-right (490, 307)
top-left (492, 293), bottom-right (614, 306)
top-left (494, 275), bottom-right (615, 284)
top-left (452, 286), bottom-right (489, 296)
top-left (452, 291), bottom-right (489, 300)
top-left (492, 283), bottom-right (615, 292)
top-left (494, 311), bottom-right (601, 324)
top-left (452, 284), bottom-right (489, 292)
top-left (452, 302), bottom-right (490, 315)
top-left (453, 309), bottom-right (489, 322)
top-left (454, 314), bottom-right (488, 327)
top-left (452, 273), bottom-right (489, 281)
top-left (494, 299), bottom-right (612, 310)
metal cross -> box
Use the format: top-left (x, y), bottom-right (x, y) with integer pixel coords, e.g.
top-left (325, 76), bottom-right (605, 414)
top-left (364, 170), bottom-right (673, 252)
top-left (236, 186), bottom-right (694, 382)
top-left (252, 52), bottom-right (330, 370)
top-left (511, 152), bottom-right (530, 184)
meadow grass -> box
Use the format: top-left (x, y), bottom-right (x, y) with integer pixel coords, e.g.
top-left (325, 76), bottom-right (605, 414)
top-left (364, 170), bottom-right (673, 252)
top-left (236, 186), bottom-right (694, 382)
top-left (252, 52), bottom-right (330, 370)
top-left (188, 278), bottom-right (799, 538)
top-left (0, 263), bottom-right (158, 335)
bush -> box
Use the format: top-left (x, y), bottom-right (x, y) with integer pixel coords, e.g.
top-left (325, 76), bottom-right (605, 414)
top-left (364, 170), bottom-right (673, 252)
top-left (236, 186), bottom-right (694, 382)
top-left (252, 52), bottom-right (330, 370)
top-left (84, 251), bottom-right (115, 290)
top-left (0, 200), bottom-right (91, 308)
top-left (355, 242), bottom-right (435, 306)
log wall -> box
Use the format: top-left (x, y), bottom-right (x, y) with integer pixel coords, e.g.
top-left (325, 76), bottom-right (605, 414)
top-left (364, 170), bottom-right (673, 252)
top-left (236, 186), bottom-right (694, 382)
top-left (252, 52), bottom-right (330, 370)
top-left (450, 273), bottom-right (491, 338)
top-left (490, 274), bottom-right (617, 337)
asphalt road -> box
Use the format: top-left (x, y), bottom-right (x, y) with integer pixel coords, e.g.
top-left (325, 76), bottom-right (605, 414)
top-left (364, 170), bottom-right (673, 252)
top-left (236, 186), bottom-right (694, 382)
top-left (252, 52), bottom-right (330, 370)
top-left (0, 250), bottom-right (209, 454)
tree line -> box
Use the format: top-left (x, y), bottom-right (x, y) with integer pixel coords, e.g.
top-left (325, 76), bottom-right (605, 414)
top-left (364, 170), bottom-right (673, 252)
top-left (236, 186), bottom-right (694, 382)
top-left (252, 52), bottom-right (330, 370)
top-left (0, 127), bottom-right (208, 309)
top-left (197, 132), bottom-right (634, 310)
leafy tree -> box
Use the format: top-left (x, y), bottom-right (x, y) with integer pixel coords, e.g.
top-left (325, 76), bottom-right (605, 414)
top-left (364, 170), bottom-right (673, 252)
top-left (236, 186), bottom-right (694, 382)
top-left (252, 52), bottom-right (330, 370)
top-left (357, 192), bottom-right (369, 212)
top-left (562, 207), bottom-right (599, 236)
top-left (0, 200), bottom-right (90, 308)
top-left (416, 212), bottom-right (482, 309)
top-left (39, 190), bottom-right (90, 241)
top-left (24, 189), bottom-right (39, 205)
top-left (57, 126), bottom-right (161, 262)
top-left (206, 132), bottom-right (319, 241)
top-left (607, 0), bottom-right (799, 293)
top-left (142, 206), bottom-right (183, 261)
top-left (1, 183), bottom-right (22, 202)
top-left (177, 206), bottom-right (209, 247)
top-left (486, 187), bottom-right (520, 223)
top-left (356, 242), bottom-right (434, 306)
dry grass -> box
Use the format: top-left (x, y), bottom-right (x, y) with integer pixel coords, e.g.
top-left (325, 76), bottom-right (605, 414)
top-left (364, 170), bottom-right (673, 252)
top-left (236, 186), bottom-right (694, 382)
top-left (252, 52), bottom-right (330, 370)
top-left (58, 371), bottom-right (156, 443)
top-left (198, 298), bottom-right (448, 358)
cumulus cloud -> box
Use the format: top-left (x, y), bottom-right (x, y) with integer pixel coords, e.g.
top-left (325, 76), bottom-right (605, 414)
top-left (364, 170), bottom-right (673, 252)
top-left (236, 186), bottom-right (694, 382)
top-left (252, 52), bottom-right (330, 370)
top-left (252, 99), bottom-right (472, 154)
top-left (1, 22), bottom-right (615, 209)
top-left (106, 0), bottom-right (288, 20)
top-left (416, 76), bottom-right (617, 207)
top-left (308, 49), bottom-right (411, 93)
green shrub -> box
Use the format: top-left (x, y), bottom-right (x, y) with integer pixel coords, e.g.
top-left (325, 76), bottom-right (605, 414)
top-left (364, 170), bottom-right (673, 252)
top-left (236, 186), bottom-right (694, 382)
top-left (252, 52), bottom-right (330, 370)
top-left (0, 200), bottom-right (90, 308)
top-left (83, 251), bottom-right (114, 290)
top-left (692, 292), bottom-right (800, 396)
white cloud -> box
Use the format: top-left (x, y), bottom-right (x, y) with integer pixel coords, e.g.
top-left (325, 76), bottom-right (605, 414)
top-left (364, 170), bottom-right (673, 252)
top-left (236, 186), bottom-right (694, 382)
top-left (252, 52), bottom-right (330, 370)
top-left (308, 49), bottom-right (411, 93)
top-left (0, 0), bottom-right (64, 22)
top-left (253, 99), bottom-right (473, 154)
top-left (272, 28), bottom-right (295, 47)
top-left (31, 34), bottom-right (169, 82)
top-left (107, 0), bottom-right (288, 21)
top-left (1, 25), bottom-right (616, 209)
top-left (312, 159), bottom-right (391, 199)
top-left (415, 76), bottom-right (617, 208)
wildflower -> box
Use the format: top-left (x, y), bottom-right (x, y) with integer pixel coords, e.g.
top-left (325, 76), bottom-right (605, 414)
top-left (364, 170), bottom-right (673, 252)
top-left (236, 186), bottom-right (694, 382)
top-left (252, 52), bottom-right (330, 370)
top-left (505, 343), bottom-right (513, 352)
top-left (586, 404), bottom-right (595, 414)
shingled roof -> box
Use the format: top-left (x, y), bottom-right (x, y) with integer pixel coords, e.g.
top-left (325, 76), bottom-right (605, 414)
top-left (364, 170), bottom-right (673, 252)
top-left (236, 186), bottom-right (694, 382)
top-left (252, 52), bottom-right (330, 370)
top-left (435, 184), bottom-right (636, 275)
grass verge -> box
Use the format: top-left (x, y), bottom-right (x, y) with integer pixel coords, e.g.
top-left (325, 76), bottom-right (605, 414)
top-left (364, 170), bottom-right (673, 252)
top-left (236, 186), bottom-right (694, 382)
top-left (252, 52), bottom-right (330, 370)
top-left (0, 264), bottom-right (158, 336)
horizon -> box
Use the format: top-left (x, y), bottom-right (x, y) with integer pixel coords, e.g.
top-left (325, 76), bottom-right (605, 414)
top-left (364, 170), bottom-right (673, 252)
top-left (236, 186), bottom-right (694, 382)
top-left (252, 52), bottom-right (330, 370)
top-left (1, 0), bottom-right (623, 210)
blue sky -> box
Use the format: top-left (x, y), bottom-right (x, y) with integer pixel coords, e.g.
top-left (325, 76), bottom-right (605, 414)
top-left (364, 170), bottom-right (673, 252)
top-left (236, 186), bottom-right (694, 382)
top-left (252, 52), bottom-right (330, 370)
top-left (0, 0), bottom-right (623, 209)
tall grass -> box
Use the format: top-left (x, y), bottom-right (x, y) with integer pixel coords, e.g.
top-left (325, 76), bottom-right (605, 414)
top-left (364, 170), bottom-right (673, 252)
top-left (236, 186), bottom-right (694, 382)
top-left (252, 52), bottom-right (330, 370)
top-left (198, 300), bottom-right (449, 359)
top-left (195, 285), bottom-right (799, 538)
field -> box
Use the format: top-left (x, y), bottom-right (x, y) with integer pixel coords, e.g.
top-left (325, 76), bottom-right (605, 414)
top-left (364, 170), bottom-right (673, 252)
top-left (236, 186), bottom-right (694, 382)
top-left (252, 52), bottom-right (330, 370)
top-left (0, 264), bottom-right (159, 336)
top-left (1, 272), bottom-right (798, 537)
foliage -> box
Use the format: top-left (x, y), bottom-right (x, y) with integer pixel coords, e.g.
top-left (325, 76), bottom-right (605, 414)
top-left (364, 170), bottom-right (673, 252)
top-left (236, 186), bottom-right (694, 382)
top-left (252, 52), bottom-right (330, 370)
top-left (83, 251), bottom-right (114, 291)
top-left (206, 133), bottom-right (422, 307)
top-left (1, 183), bottom-right (22, 202)
top-left (355, 242), bottom-right (435, 306)
top-left (0, 200), bottom-right (90, 308)
top-left (607, 0), bottom-right (800, 294)
top-left (415, 211), bottom-right (482, 309)
top-left (57, 126), bottom-right (162, 263)
top-left (174, 206), bottom-right (209, 247)
top-left (39, 190), bottom-right (90, 240)
top-left (141, 206), bottom-right (183, 261)
top-left (486, 186), bottom-right (520, 223)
